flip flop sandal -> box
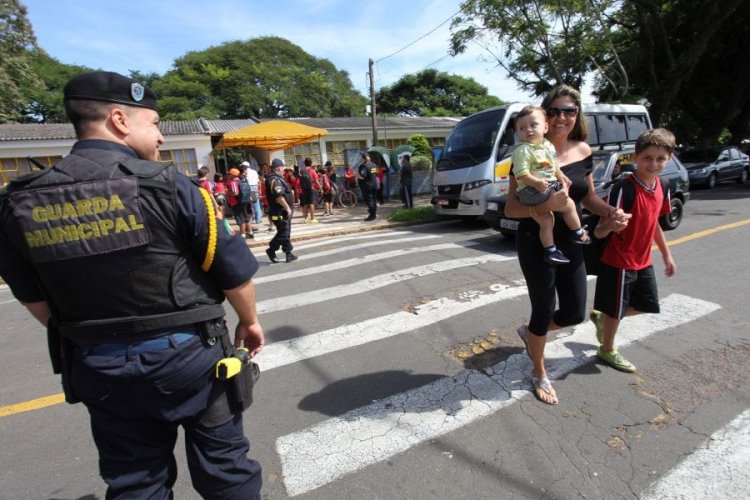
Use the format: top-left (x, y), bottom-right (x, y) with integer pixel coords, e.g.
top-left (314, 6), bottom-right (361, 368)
top-left (517, 325), bottom-right (530, 358)
top-left (531, 375), bottom-right (558, 405)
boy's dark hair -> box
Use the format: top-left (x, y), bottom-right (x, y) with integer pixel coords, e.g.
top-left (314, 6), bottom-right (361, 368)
top-left (635, 128), bottom-right (676, 155)
top-left (541, 85), bottom-right (588, 142)
top-left (197, 166), bottom-right (209, 178)
top-left (514, 105), bottom-right (545, 131)
top-left (214, 174), bottom-right (223, 182)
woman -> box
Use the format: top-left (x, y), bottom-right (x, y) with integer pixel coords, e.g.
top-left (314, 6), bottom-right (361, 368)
top-left (505, 85), bottom-right (630, 405)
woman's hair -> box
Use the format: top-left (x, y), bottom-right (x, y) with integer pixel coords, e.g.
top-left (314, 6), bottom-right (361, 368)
top-left (541, 84), bottom-right (588, 142)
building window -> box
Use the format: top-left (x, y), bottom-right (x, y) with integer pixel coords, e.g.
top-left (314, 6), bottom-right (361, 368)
top-left (0, 156), bottom-right (62, 186)
top-left (286, 141), bottom-right (322, 168)
top-left (160, 149), bottom-right (198, 176)
top-left (324, 140), bottom-right (367, 167)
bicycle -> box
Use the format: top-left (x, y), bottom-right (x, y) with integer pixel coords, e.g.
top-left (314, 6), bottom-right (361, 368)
top-left (314, 184), bottom-right (357, 209)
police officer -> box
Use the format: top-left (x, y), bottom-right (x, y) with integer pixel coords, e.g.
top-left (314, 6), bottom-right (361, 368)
top-left (0, 71), bottom-right (264, 499)
top-left (358, 151), bottom-right (378, 221)
top-left (265, 158), bottom-right (297, 263)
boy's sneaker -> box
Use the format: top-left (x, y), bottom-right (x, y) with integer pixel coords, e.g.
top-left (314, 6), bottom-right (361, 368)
top-left (285, 252), bottom-right (298, 263)
top-left (590, 310), bottom-right (604, 345)
top-left (245, 232), bottom-right (254, 239)
top-left (309, 218), bottom-right (319, 224)
top-left (597, 348), bottom-right (636, 373)
top-left (570, 228), bottom-right (591, 245)
top-left (544, 249), bottom-right (570, 265)
top-left (265, 248), bottom-right (279, 263)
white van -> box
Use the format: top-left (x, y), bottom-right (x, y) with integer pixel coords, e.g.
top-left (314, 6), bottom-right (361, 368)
top-left (432, 103), bottom-right (653, 218)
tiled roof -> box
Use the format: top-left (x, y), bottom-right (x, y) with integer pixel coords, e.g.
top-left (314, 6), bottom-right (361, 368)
top-left (200, 118), bottom-right (260, 134)
top-left (0, 123), bottom-right (76, 141)
top-left (283, 116), bottom-right (462, 131)
top-left (0, 116), bottom-right (457, 142)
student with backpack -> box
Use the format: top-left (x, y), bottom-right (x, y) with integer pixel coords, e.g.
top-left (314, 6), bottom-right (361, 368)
top-left (589, 128), bottom-right (677, 374)
top-left (237, 164), bottom-right (256, 239)
top-left (299, 157), bottom-right (320, 223)
top-left (226, 167), bottom-right (253, 239)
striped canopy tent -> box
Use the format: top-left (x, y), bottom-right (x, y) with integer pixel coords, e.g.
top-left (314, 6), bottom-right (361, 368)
top-left (217, 120), bottom-right (328, 150)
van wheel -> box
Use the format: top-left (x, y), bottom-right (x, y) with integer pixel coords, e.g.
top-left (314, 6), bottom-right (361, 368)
top-left (659, 197), bottom-right (683, 231)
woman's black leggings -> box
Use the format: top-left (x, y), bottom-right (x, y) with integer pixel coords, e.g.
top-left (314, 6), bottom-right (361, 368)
top-left (516, 221), bottom-right (588, 336)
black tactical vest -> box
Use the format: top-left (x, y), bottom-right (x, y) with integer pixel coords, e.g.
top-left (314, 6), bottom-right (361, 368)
top-left (1, 144), bottom-right (224, 342)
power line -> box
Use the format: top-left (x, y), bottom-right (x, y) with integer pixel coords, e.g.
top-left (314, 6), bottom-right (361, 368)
top-left (375, 10), bottom-right (462, 64)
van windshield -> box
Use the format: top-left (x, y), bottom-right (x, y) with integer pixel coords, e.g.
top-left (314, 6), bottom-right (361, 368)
top-left (437, 109), bottom-right (506, 171)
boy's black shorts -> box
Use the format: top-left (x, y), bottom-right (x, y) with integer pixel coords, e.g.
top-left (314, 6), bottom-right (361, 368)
top-left (593, 263), bottom-right (660, 320)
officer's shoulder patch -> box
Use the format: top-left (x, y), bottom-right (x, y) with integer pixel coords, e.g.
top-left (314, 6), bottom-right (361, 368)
top-left (118, 158), bottom-right (171, 179)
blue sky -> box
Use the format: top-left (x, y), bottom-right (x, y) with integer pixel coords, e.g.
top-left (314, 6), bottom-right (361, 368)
top-left (22, 0), bottom-right (542, 107)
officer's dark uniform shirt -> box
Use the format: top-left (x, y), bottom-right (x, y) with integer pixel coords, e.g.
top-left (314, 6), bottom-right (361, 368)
top-left (265, 173), bottom-right (292, 216)
top-left (358, 161), bottom-right (378, 186)
top-left (0, 140), bottom-right (258, 342)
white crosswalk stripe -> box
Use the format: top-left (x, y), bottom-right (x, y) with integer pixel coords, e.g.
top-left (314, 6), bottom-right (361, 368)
top-left (256, 252), bottom-right (516, 314)
top-left (256, 280), bottom-right (529, 371)
top-left (274, 294), bottom-right (721, 496)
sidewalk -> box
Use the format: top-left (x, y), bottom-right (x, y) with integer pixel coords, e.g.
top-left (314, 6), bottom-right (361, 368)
top-left (234, 195), bottom-right (434, 248)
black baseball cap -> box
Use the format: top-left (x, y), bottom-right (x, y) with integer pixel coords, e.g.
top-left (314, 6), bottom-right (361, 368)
top-left (64, 71), bottom-right (158, 111)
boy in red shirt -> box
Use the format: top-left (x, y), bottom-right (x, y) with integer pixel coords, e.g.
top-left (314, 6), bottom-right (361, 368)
top-left (590, 128), bottom-right (677, 373)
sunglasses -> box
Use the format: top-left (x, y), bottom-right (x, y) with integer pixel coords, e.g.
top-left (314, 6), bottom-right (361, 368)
top-left (546, 106), bottom-right (578, 117)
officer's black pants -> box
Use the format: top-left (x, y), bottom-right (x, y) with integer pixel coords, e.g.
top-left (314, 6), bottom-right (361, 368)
top-left (359, 181), bottom-right (377, 217)
top-left (71, 334), bottom-right (262, 500)
top-left (269, 217), bottom-right (293, 254)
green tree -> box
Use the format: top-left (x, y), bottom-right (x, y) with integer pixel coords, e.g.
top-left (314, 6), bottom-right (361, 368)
top-left (154, 37), bottom-right (368, 120)
top-left (22, 49), bottom-right (90, 122)
top-left (407, 133), bottom-right (433, 170)
top-left (600, 0), bottom-right (750, 143)
top-left (450, 0), bottom-right (616, 98)
top-left (0, 0), bottom-right (41, 123)
top-left (450, 0), bottom-right (750, 143)
top-left (376, 69), bottom-right (503, 116)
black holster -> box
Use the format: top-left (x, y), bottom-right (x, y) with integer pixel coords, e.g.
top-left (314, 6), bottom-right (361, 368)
top-left (47, 318), bottom-right (79, 404)
top-left (196, 318), bottom-right (261, 427)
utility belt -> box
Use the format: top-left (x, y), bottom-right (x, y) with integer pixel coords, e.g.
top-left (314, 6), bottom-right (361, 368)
top-left (49, 316), bottom-right (260, 423)
top-left (269, 213), bottom-right (288, 221)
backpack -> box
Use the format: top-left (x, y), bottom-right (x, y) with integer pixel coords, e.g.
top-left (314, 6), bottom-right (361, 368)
top-left (238, 177), bottom-right (253, 204)
top-left (582, 175), bottom-right (667, 275)
top-left (300, 169), bottom-right (313, 192)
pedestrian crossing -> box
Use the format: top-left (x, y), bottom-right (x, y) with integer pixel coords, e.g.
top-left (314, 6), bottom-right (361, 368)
top-left (1, 226), bottom-right (744, 499)
top-left (248, 227), bottom-right (740, 498)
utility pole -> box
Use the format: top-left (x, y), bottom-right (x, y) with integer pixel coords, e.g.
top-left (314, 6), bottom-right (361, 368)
top-left (369, 58), bottom-right (378, 145)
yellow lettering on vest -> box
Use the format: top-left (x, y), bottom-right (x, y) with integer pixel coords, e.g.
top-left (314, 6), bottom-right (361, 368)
top-left (99, 219), bottom-right (114, 235)
top-left (92, 197), bottom-right (108, 214)
top-left (91, 220), bottom-right (101, 237)
top-left (128, 214), bottom-right (145, 230)
top-left (76, 199), bottom-right (93, 216)
top-left (42, 228), bottom-right (58, 245)
top-left (114, 217), bottom-right (130, 233)
top-left (46, 204), bottom-right (62, 221)
top-left (53, 226), bottom-right (71, 243)
top-left (78, 223), bottom-right (92, 239)
top-left (32, 206), bottom-right (48, 223)
top-left (24, 230), bottom-right (45, 248)
top-left (109, 194), bottom-right (125, 212)
top-left (62, 202), bottom-right (78, 219)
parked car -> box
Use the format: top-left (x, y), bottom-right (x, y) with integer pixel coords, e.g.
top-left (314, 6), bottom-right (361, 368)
top-left (677, 146), bottom-right (749, 188)
top-left (485, 146), bottom-right (691, 236)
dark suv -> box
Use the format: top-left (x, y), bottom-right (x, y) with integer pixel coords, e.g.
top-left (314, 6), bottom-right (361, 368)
top-left (484, 146), bottom-right (690, 235)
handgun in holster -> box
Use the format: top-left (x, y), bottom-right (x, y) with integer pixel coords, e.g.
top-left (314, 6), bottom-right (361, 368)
top-left (47, 317), bottom-right (79, 404)
top-left (216, 347), bottom-right (260, 413)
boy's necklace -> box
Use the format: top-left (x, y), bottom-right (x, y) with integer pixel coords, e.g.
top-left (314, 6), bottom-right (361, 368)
top-left (631, 173), bottom-right (657, 194)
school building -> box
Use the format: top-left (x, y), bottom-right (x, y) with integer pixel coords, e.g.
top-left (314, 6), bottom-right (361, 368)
top-left (0, 116), bottom-right (458, 186)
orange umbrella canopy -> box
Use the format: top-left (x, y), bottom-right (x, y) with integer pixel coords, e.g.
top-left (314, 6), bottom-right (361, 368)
top-left (219, 120), bottom-right (328, 150)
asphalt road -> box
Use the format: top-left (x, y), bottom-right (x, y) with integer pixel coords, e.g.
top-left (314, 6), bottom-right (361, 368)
top-left (1, 182), bottom-right (749, 499)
